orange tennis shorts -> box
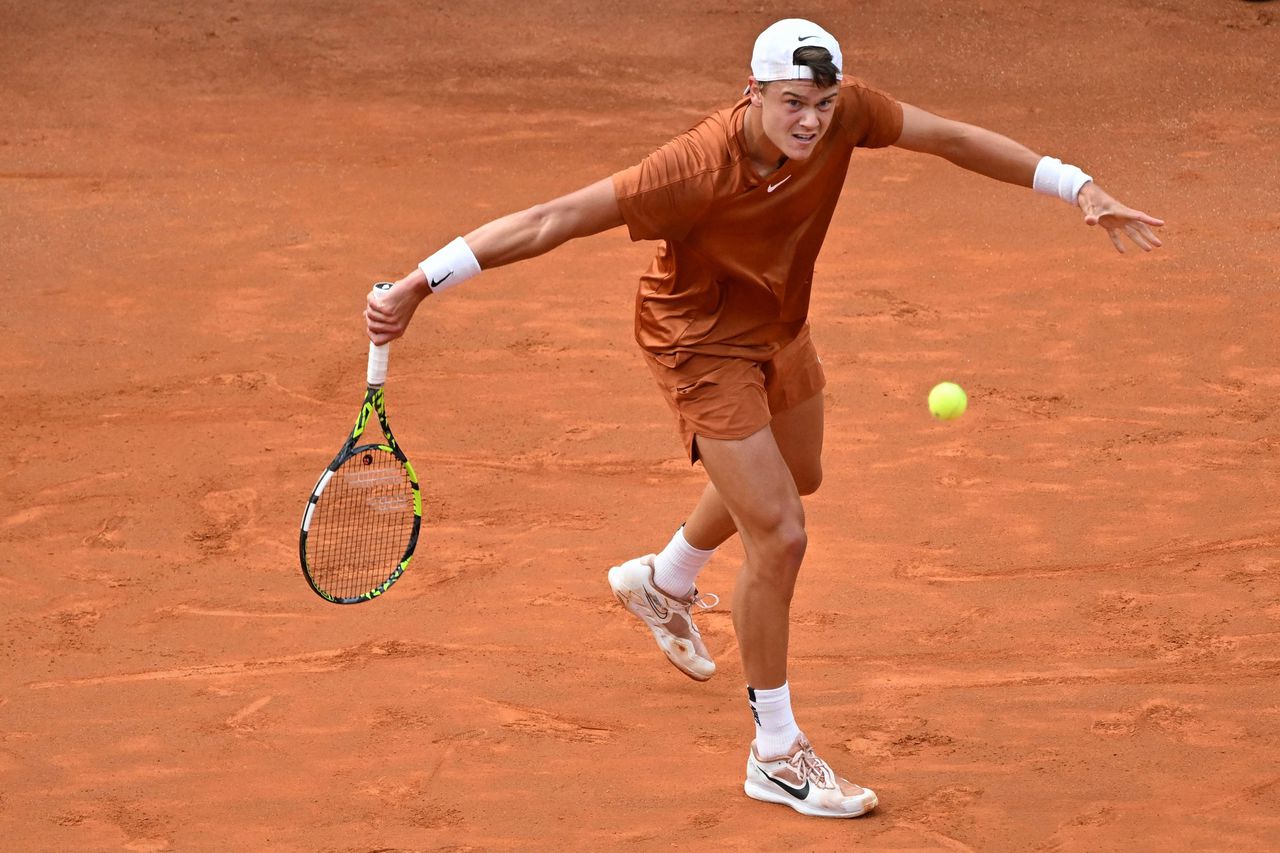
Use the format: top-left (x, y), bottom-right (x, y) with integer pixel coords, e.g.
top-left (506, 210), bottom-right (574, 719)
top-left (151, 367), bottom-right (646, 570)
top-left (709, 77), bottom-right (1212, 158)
top-left (643, 325), bottom-right (826, 463)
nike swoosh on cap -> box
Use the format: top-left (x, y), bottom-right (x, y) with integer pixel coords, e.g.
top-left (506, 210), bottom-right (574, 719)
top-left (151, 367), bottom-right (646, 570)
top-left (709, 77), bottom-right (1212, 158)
top-left (798, 35), bottom-right (819, 41)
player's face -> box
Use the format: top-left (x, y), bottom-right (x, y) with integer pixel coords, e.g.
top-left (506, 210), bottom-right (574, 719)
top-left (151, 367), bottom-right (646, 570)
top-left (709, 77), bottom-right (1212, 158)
top-left (755, 80), bottom-right (840, 160)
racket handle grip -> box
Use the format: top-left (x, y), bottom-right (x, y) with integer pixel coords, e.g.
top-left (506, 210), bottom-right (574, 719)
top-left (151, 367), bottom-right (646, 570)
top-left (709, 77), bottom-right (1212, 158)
top-left (367, 282), bottom-right (394, 387)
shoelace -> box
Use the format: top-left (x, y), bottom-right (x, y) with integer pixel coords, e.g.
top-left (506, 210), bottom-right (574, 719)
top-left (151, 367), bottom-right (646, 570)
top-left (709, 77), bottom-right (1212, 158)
top-left (792, 744), bottom-right (833, 788)
top-left (690, 589), bottom-right (719, 610)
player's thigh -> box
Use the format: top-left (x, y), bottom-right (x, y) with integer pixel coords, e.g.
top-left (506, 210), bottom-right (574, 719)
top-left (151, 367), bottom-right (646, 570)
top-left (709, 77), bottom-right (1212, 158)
top-left (695, 424), bottom-right (805, 542)
top-left (770, 391), bottom-right (824, 495)
top-left (762, 326), bottom-right (826, 493)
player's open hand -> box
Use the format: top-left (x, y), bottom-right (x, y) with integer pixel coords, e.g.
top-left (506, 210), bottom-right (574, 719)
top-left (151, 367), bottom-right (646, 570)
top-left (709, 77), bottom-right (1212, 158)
top-left (365, 273), bottom-right (428, 345)
top-left (1077, 182), bottom-right (1165, 254)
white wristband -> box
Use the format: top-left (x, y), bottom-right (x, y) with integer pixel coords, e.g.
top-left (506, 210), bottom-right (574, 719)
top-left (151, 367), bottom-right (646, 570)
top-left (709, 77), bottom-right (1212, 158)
top-left (1033, 156), bottom-right (1093, 206)
top-left (419, 237), bottom-right (482, 294)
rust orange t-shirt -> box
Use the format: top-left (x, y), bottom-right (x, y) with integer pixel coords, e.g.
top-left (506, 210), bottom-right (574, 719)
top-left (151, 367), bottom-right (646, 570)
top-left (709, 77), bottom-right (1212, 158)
top-left (612, 79), bottom-right (903, 364)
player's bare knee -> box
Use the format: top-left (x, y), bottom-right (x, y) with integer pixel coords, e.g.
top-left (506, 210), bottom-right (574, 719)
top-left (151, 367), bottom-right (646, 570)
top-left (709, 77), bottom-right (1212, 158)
top-left (782, 522), bottom-right (808, 560)
top-left (756, 522), bottom-right (808, 577)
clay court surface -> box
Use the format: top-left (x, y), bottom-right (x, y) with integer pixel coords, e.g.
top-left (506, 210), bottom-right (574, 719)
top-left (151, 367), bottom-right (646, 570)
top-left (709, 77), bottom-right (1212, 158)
top-left (3, 1), bottom-right (1279, 849)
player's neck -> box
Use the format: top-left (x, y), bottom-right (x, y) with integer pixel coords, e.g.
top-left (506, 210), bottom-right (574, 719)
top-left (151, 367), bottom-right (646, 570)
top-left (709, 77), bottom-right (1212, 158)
top-left (743, 108), bottom-right (787, 178)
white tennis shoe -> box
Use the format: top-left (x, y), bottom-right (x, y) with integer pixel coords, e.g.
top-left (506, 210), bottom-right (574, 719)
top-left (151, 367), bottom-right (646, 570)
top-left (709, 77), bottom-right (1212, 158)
top-left (744, 734), bottom-right (878, 818)
top-left (608, 554), bottom-right (718, 681)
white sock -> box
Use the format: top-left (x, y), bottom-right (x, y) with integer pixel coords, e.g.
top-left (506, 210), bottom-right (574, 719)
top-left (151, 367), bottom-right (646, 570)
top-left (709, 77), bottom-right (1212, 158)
top-left (652, 526), bottom-right (716, 598)
top-left (749, 682), bottom-right (802, 759)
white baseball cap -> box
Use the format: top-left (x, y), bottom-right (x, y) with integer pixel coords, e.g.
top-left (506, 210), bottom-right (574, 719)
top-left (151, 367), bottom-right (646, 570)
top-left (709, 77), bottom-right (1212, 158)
top-left (750, 18), bottom-right (843, 83)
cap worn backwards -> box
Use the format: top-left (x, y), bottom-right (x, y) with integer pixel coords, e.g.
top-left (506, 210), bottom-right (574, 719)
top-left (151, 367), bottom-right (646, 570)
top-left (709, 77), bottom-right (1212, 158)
top-left (750, 18), bottom-right (843, 83)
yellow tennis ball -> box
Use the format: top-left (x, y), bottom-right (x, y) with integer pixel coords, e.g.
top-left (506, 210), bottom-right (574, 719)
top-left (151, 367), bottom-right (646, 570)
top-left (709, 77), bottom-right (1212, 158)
top-left (928, 382), bottom-right (968, 420)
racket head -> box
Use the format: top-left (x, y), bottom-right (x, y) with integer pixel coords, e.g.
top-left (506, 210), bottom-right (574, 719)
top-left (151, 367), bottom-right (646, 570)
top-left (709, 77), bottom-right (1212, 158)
top-left (299, 439), bottom-right (422, 604)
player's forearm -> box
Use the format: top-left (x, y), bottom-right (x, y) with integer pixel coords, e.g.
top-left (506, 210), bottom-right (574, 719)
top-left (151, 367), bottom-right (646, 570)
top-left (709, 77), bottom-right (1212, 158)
top-left (395, 205), bottom-right (571, 297)
top-left (400, 178), bottom-right (621, 298)
top-left (937, 122), bottom-right (1041, 188)
top-left (464, 203), bottom-right (571, 270)
top-left (467, 176), bottom-right (622, 269)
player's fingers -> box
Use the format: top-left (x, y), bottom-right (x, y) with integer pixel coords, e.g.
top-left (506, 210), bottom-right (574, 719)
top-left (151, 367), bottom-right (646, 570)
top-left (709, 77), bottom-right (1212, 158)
top-left (1124, 224), bottom-right (1153, 252)
top-left (1106, 226), bottom-right (1126, 254)
top-left (365, 309), bottom-right (389, 333)
top-left (1135, 222), bottom-right (1163, 248)
top-left (1113, 205), bottom-right (1163, 228)
top-left (365, 298), bottom-right (395, 321)
top-left (367, 318), bottom-right (401, 345)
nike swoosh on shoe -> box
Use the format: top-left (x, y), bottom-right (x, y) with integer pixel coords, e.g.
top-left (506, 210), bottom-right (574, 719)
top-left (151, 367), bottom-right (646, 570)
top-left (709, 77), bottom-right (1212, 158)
top-left (756, 762), bottom-right (810, 800)
top-left (642, 588), bottom-right (670, 620)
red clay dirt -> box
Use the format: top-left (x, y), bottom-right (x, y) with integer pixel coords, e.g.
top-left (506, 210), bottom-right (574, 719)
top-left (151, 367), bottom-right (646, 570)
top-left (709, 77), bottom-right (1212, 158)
top-left (2, 1), bottom-right (1278, 850)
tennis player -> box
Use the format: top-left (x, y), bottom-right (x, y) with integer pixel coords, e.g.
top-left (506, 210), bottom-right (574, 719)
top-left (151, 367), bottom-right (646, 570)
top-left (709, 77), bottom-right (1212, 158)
top-left (366, 18), bottom-right (1163, 818)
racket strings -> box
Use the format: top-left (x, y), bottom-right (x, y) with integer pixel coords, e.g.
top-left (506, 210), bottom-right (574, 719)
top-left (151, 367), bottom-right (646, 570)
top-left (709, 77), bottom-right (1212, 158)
top-left (307, 447), bottom-right (415, 599)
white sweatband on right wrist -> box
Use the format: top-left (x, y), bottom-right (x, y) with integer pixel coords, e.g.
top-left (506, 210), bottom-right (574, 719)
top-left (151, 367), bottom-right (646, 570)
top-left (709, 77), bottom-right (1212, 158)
top-left (1033, 156), bottom-right (1093, 206)
top-left (419, 237), bottom-right (482, 294)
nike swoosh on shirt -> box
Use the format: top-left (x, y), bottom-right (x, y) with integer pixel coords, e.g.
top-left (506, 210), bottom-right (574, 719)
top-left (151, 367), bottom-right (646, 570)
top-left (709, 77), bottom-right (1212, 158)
top-left (767, 176), bottom-right (792, 193)
top-left (756, 762), bottom-right (810, 799)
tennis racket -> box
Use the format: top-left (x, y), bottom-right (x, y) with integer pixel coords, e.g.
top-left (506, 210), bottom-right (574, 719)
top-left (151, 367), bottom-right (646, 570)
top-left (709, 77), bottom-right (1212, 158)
top-left (299, 281), bottom-right (422, 604)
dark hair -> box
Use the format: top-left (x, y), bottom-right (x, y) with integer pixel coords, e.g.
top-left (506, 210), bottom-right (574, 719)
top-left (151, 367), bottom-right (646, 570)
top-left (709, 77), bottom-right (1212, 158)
top-left (794, 45), bottom-right (840, 87)
top-left (761, 45), bottom-right (840, 90)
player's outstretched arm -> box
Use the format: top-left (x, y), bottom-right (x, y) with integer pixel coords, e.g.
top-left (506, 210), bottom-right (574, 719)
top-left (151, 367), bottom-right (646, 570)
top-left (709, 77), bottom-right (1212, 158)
top-left (366, 177), bottom-right (624, 344)
top-left (892, 103), bottom-right (1163, 254)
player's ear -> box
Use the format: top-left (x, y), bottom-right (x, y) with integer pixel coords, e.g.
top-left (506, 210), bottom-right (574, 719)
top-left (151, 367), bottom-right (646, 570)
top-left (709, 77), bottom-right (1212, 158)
top-left (747, 76), bottom-right (763, 107)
